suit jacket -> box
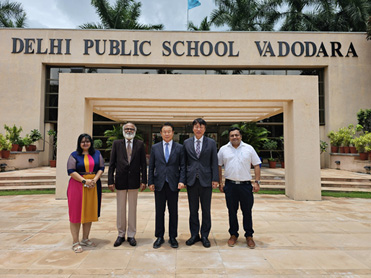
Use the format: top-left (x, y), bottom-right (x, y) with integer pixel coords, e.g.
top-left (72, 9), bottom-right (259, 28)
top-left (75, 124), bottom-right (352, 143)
top-left (148, 141), bottom-right (185, 192)
top-left (183, 136), bottom-right (219, 187)
top-left (108, 138), bottom-right (147, 190)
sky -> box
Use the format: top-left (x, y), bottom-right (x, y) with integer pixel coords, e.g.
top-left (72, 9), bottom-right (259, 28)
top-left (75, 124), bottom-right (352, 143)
top-left (16, 0), bottom-right (223, 31)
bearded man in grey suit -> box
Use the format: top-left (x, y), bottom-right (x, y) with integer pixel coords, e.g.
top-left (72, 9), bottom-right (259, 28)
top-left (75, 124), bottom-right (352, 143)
top-left (108, 123), bottom-right (147, 247)
top-left (183, 118), bottom-right (219, 248)
top-left (148, 122), bottom-right (185, 249)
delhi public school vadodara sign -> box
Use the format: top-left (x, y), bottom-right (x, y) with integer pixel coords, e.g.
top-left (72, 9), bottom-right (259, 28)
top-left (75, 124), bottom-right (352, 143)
top-left (11, 37), bottom-right (358, 58)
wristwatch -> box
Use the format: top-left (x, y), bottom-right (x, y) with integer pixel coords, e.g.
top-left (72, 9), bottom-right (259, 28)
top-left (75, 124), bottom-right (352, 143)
top-left (82, 179), bottom-right (86, 185)
top-left (255, 180), bottom-right (261, 185)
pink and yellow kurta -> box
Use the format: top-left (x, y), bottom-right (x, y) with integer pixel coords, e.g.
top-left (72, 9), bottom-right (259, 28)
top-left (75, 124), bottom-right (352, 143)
top-left (67, 150), bottom-right (104, 223)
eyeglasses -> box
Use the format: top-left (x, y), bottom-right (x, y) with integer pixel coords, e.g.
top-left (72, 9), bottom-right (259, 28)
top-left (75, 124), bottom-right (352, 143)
top-left (124, 128), bottom-right (135, 131)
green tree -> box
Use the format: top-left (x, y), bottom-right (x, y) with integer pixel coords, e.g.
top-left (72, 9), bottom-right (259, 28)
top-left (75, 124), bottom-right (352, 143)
top-left (80, 0), bottom-right (163, 30)
top-left (188, 16), bottom-right (212, 31)
top-left (266, 0), bottom-right (370, 32)
top-left (309, 0), bottom-right (370, 32)
top-left (0, 0), bottom-right (26, 28)
top-left (210, 0), bottom-right (274, 31)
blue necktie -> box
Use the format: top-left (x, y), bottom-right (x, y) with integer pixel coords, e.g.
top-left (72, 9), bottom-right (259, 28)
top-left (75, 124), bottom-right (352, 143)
top-left (165, 142), bottom-right (169, 163)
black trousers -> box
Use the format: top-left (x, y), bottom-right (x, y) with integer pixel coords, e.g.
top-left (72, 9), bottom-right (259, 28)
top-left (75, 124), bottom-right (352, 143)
top-left (154, 182), bottom-right (179, 238)
top-left (187, 178), bottom-right (212, 238)
top-left (224, 180), bottom-right (254, 238)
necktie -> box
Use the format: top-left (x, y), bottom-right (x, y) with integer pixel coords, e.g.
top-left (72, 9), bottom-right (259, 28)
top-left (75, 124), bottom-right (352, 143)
top-left (196, 139), bottom-right (201, 158)
top-left (127, 140), bottom-right (132, 162)
top-left (165, 142), bottom-right (169, 163)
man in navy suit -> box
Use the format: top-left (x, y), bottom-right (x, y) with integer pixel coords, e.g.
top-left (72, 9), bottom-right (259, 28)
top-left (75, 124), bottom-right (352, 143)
top-left (183, 118), bottom-right (219, 248)
top-left (148, 122), bottom-right (186, 249)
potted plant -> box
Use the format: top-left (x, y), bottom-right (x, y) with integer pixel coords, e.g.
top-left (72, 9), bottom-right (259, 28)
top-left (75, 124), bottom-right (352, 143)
top-left (320, 140), bottom-right (328, 154)
top-left (22, 135), bottom-right (33, 152)
top-left (221, 122), bottom-right (269, 152)
top-left (4, 124), bottom-right (23, 151)
top-left (353, 134), bottom-right (369, 160)
top-left (327, 131), bottom-right (342, 153)
top-left (338, 127), bottom-right (352, 153)
top-left (29, 129), bottom-right (42, 151)
top-left (93, 139), bottom-right (103, 149)
top-left (278, 136), bottom-right (285, 168)
top-left (47, 129), bottom-right (57, 167)
top-left (0, 134), bottom-right (12, 159)
top-left (263, 139), bottom-right (278, 168)
top-left (349, 124), bottom-right (363, 153)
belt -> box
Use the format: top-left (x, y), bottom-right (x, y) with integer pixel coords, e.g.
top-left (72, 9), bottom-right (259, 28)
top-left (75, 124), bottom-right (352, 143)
top-left (226, 179), bottom-right (250, 184)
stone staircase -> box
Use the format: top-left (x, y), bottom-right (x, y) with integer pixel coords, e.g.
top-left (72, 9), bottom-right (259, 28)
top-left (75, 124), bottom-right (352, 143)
top-left (1, 170), bottom-right (371, 192)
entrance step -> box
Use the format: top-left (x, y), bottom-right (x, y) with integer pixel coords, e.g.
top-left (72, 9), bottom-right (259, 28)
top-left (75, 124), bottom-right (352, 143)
top-left (0, 171), bottom-right (370, 192)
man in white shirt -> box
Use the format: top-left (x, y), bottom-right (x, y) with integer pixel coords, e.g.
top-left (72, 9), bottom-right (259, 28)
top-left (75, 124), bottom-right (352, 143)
top-left (218, 127), bottom-right (261, 248)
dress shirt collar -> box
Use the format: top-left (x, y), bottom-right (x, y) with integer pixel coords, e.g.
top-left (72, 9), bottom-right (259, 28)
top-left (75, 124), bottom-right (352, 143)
top-left (194, 136), bottom-right (204, 143)
top-left (163, 140), bottom-right (173, 148)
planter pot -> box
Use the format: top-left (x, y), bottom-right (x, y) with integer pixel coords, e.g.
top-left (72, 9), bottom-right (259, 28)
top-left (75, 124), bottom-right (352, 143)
top-left (18, 145), bottom-right (23, 151)
top-left (25, 145), bottom-right (32, 152)
top-left (1, 150), bottom-right (10, 159)
top-left (11, 144), bottom-right (19, 151)
top-left (359, 152), bottom-right (368, 160)
top-left (268, 161), bottom-right (276, 168)
top-left (30, 145), bottom-right (37, 151)
top-left (349, 146), bottom-right (357, 153)
top-left (280, 161), bottom-right (285, 168)
top-left (343, 146), bottom-right (350, 153)
top-left (339, 146), bottom-right (345, 153)
top-left (369, 152), bottom-right (371, 161)
top-left (50, 160), bottom-right (56, 167)
top-left (330, 146), bottom-right (338, 153)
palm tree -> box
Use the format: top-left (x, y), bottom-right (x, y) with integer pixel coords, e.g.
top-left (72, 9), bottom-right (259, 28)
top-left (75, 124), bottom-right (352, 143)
top-left (308, 0), bottom-right (370, 31)
top-left (266, 0), bottom-right (370, 32)
top-left (210, 0), bottom-right (274, 31)
top-left (80, 0), bottom-right (163, 30)
top-left (263, 0), bottom-right (317, 31)
top-left (188, 16), bottom-right (212, 31)
top-left (0, 0), bottom-right (26, 28)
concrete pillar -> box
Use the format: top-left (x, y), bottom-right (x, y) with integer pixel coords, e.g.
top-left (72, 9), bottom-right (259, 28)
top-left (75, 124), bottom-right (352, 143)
top-left (55, 74), bottom-right (93, 199)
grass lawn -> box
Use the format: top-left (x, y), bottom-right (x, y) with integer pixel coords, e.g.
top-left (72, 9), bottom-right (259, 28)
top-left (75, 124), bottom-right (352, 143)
top-left (0, 188), bottom-right (370, 199)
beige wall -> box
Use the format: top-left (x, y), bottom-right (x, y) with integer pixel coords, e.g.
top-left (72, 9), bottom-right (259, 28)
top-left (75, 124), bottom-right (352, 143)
top-left (0, 28), bottom-right (370, 199)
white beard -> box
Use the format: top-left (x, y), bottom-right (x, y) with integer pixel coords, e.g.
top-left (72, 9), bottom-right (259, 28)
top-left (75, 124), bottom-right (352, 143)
top-left (123, 132), bottom-right (135, 140)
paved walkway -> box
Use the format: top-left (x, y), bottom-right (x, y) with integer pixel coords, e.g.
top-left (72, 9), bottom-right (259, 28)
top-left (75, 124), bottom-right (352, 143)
top-left (0, 191), bottom-right (371, 277)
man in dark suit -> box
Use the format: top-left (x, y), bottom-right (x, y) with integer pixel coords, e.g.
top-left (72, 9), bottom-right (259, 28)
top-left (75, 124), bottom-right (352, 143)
top-left (183, 118), bottom-right (219, 248)
top-left (148, 122), bottom-right (186, 249)
top-left (108, 122), bottom-right (147, 247)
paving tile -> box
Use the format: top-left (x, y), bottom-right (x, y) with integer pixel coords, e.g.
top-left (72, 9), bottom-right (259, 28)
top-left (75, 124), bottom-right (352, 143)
top-left (0, 172), bottom-right (371, 277)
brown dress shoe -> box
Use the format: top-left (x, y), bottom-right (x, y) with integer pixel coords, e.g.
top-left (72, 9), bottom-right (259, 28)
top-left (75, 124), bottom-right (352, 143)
top-left (228, 235), bottom-right (237, 247)
top-left (246, 236), bottom-right (255, 249)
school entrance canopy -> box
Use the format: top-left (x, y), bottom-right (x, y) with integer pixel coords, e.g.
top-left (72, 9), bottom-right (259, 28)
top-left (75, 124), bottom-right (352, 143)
top-left (56, 73), bottom-right (321, 201)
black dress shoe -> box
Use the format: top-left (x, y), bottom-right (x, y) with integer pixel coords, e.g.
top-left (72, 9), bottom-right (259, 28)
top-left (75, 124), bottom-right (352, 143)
top-left (186, 235), bottom-right (201, 246)
top-left (153, 237), bottom-right (165, 249)
top-left (201, 237), bottom-right (211, 248)
top-left (168, 237), bottom-right (178, 248)
top-left (113, 236), bottom-right (125, 247)
top-left (127, 237), bottom-right (137, 246)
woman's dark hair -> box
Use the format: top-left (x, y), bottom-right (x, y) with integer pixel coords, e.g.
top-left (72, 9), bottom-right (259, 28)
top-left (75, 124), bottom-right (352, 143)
top-left (76, 133), bottom-right (96, 155)
top-left (228, 127), bottom-right (242, 136)
top-left (192, 118), bottom-right (207, 127)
